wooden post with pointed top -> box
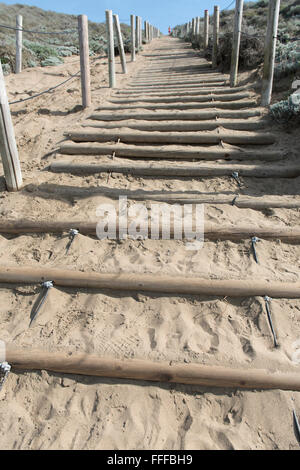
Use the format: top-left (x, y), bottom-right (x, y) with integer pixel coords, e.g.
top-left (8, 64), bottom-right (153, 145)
top-left (230, 0), bottom-right (244, 87)
top-left (0, 61), bottom-right (23, 191)
top-left (261, 0), bottom-right (281, 106)
top-left (113, 14), bottom-right (127, 74)
top-left (212, 6), bottom-right (220, 68)
top-left (15, 14), bottom-right (22, 74)
top-left (78, 14), bottom-right (91, 108)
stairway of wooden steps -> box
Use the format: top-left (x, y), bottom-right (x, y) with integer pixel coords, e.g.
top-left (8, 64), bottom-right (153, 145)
top-left (51, 37), bottom-right (298, 208)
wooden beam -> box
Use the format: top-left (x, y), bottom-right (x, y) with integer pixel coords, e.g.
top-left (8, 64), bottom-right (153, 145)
top-left (50, 161), bottom-right (299, 179)
top-left (1, 266), bottom-right (300, 298)
top-left (83, 119), bottom-right (268, 132)
top-left (59, 142), bottom-right (281, 161)
top-left (1, 219), bottom-right (300, 242)
top-left (6, 346), bottom-right (300, 391)
top-left (65, 129), bottom-right (276, 145)
top-left (88, 109), bottom-right (261, 121)
top-left (97, 100), bottom-right (257, 111)
top-left (109, 92), bottom-right (251, 104)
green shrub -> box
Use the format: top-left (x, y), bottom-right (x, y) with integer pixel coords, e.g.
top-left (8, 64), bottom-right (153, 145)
top-left (270, 95), bottom-right (300, 121)
top-left (41, 56), bottom-right (64, 66)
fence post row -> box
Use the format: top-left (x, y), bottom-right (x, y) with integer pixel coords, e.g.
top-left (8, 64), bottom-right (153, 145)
top-left (261, 0), bottom-right (281, 106)
top-left (15, 14), bottom-right (22, 74)
top-left (230, 0), bottom-right (244, 87)
top-left (212, 5), bottom-right (220, 68)
top-left (113, 14), bottom-right (127, 75)
top-left (78, 14), bottom-right (91, 108)
top-left (204, 10), bottom-right (209, 49)
top-left (0, 61), bottom-right (23, 191)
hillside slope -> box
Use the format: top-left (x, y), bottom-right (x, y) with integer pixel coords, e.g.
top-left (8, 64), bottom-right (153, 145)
top-left (0, 2), bottom-right (131, 72)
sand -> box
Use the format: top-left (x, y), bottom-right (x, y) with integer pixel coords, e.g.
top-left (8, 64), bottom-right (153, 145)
top-left (0, 37), bottom-right (300, 450)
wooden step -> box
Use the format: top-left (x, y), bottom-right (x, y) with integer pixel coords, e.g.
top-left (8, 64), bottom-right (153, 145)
top-left (88, 110), bottom-right (261, 121)
top-left (50, 161), bottom-right (300, 178)
top-left (59, 142), bottom-right (283, 161)
top-left (65, 129), bottom-right (276, 145)
top-left (98, 100), bottom-right (257, 111)
top-left (109, 92), bottom-right (251, 104)
top-left (83, 119), bottom-right (268, 132)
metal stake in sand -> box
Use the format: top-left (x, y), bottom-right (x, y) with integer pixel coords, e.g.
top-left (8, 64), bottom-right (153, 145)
top-left (30, 281), bottom-right (53, 326)
top-left (264, 296), bottom-right (279, 348)
top-left (230, 0), bottom-right (244, 87)
top-left (231, 171), bottom-right (242, 187)
top-left (106, 10), bottom-right (116, 89)
top-left (292, 403), bottom-right (300, 445)
top-left (66, 228), bottom-right (79, 254)
top-left (251, 236), bottom-right (260, 264)
top-left (0, 60), bottom-right (23, 191)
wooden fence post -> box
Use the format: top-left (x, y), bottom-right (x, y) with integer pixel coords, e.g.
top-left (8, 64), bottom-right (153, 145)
top-left (106, 10), bottom-right (115, 88)
top-left (131, 15), bottom-right (136, 61)
top-left (204, 10), bottom-right (209, 48)
top-left (0, 61), bottom-right (23, 191)
top-left (78, 14), bottom-right (91, 108)
top-left (144, 20), bottom-right (148, 42)
top-left (15, 14), bottom-right (22, 74)
top-left (212, 6), bottom-right (220, 68)
top-left (196, 17), bottom-right (200, 41)
top-left (113, 14), bottom-right (127, 74)
top-left (139, 17), bottom-right (143, 46)
top-left (261, 0), bottom-right (281, 106)
top-left (230, 0), bottom-right (244, 87)
top-left (135, 15), bottom-right (139, 52)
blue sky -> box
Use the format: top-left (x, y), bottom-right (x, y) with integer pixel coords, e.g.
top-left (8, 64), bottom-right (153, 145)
top-left (2, 0), bottom-right (252, 33)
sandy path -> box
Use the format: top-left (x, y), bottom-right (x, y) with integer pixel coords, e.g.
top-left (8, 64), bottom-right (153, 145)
top-left (0, 37), bottom-right (300, 450)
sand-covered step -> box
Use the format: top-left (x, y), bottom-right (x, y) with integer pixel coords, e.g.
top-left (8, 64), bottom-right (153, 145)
top-left (97, 100), bottom-right (257, 111)
top-left (128, 78), bottom-right (228, 86)
top-left (59, 142), bottom-right (283, 161)
top-left (109, 92), bottom-right (251, 104)
top-left (65, 129), bottom-right (276, 145)
top-left (28, 184), bottom-right (300, 209)
top-left (112, 85), bottom-right (248, 95)
top-left (120, 83), bottom-right (229, 91)
top-left (50, 161), bottom-right (300, 178)
top-left (83, 119), bottom-right (268, 132)
top-left (89, 110), bottom-right (261, 122)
